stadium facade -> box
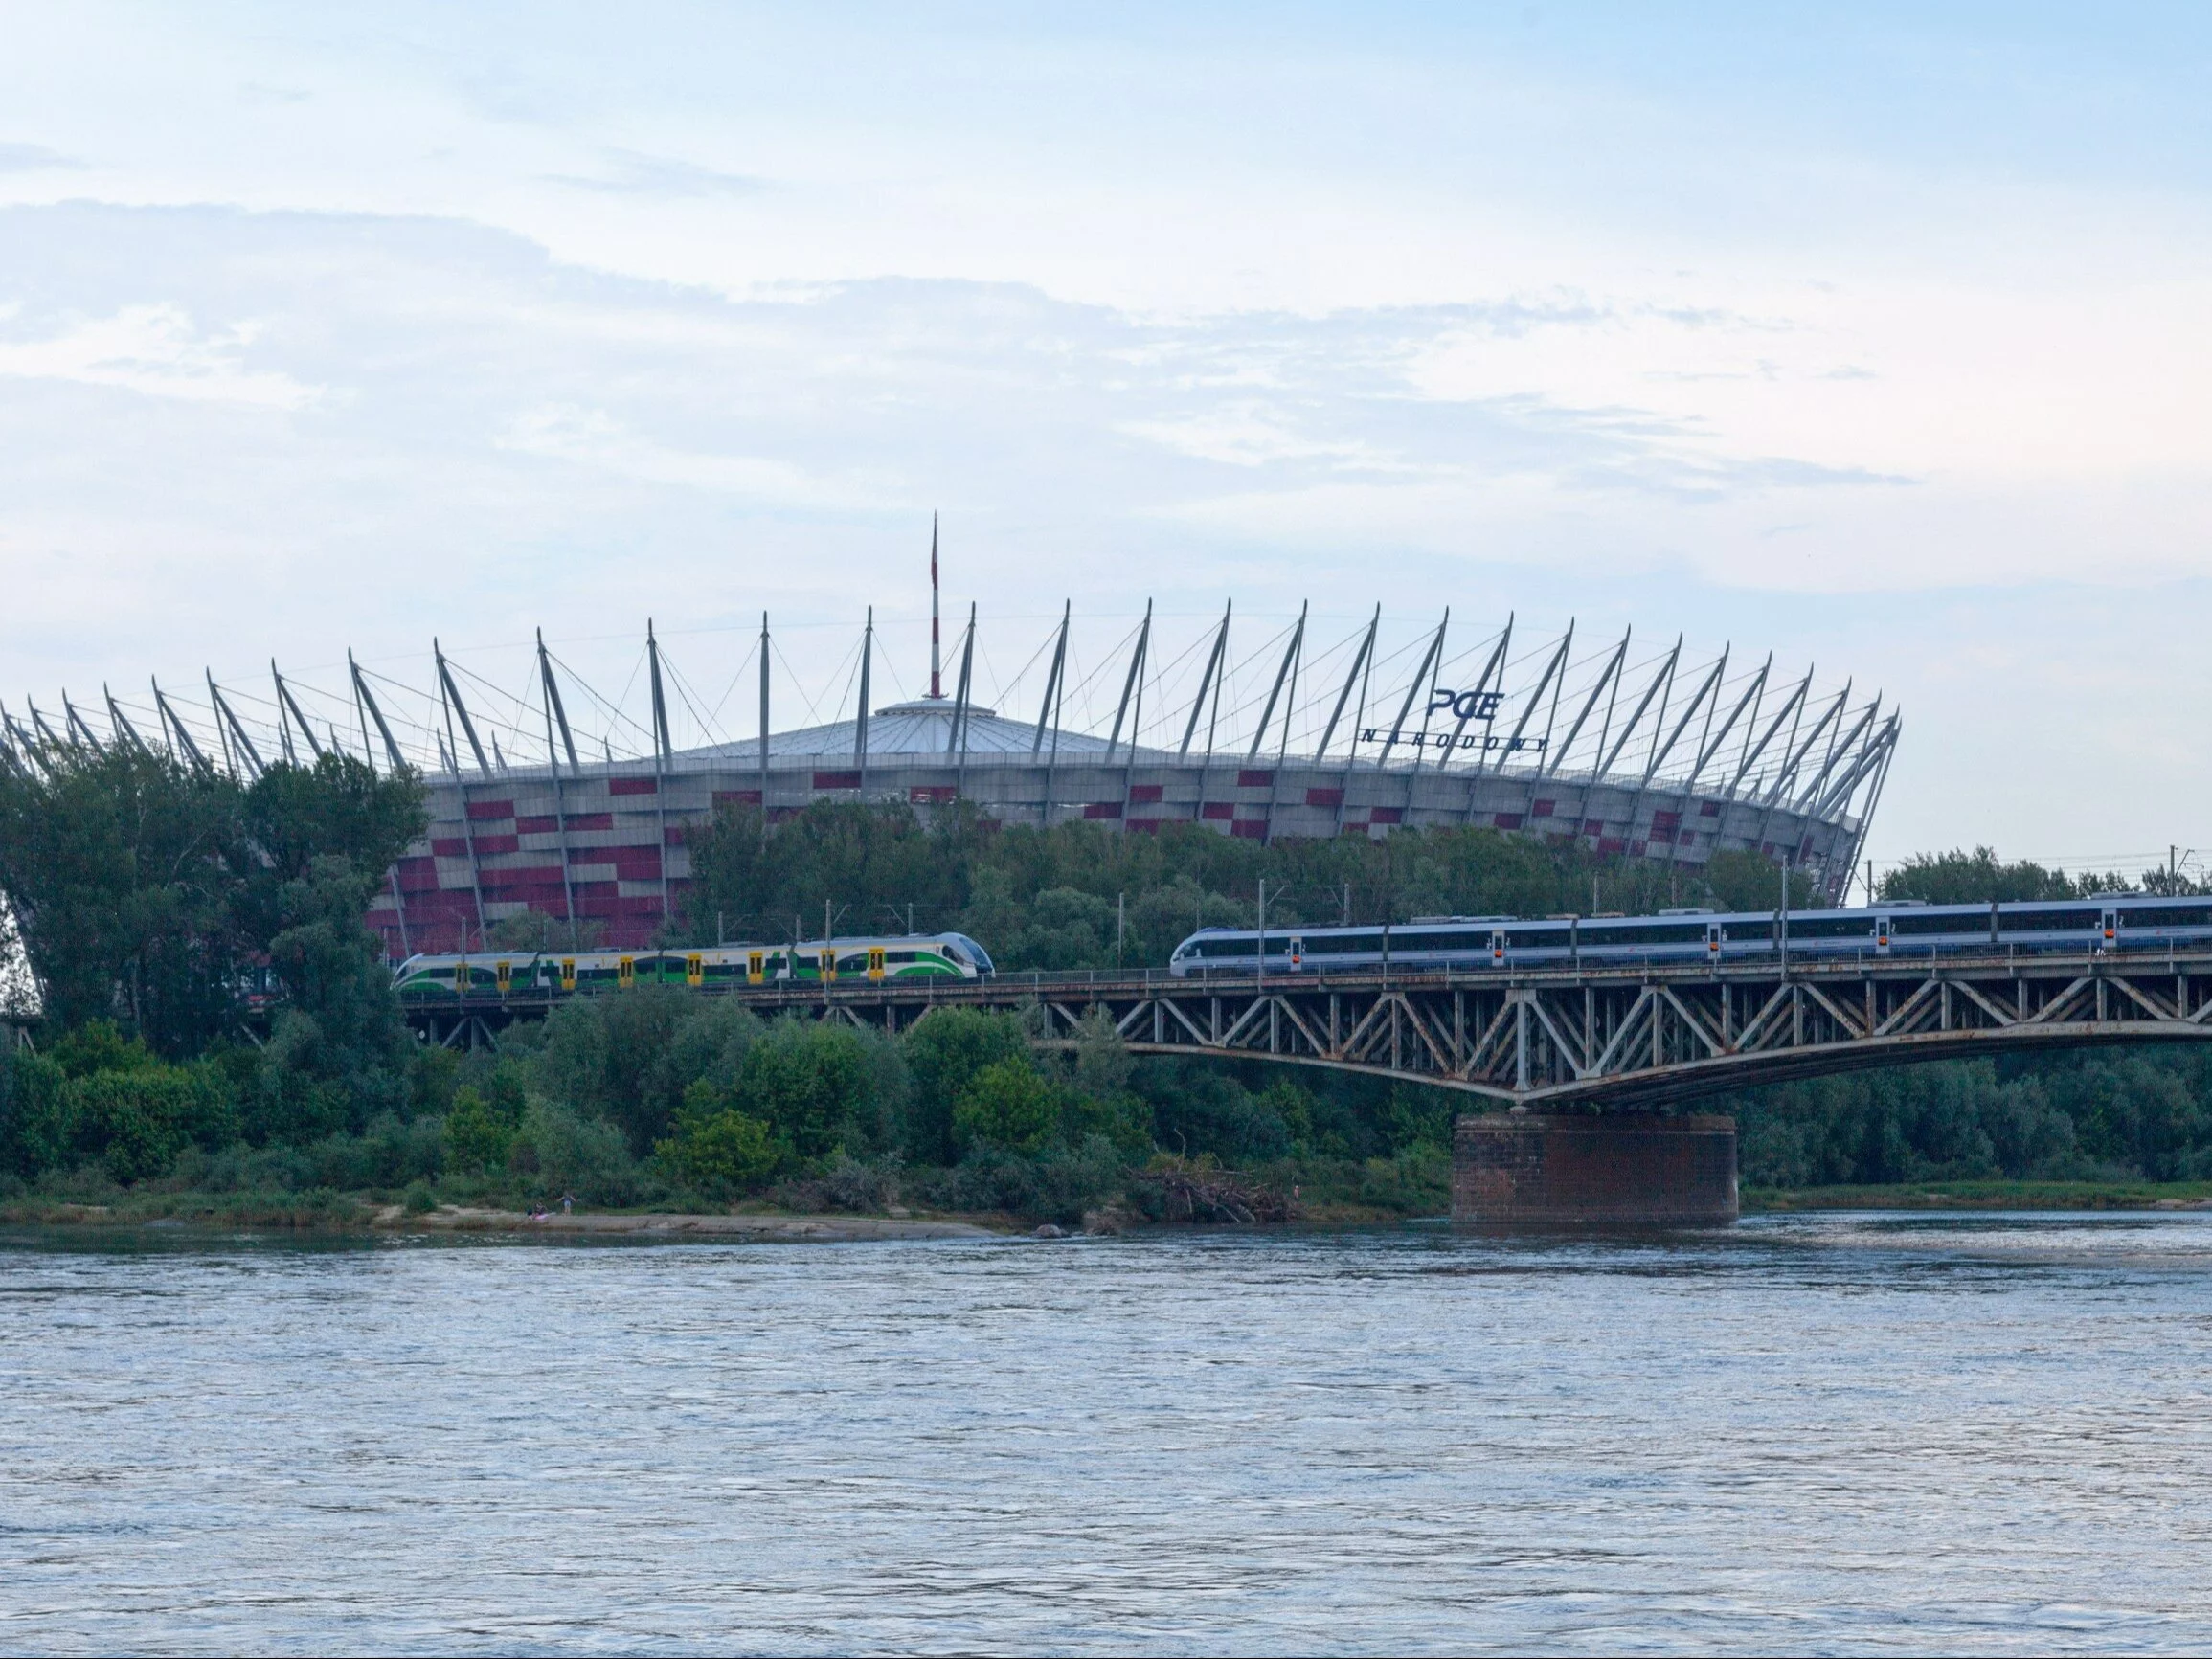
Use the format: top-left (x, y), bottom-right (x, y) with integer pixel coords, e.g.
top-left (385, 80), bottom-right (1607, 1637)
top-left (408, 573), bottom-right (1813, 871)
top-left (5, 566), bottom-right (1901, 955)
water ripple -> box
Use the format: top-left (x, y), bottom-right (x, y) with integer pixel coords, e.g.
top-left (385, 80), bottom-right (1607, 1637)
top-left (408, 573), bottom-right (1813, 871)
top-left (2, 1215), bottom-right (2209, 1654)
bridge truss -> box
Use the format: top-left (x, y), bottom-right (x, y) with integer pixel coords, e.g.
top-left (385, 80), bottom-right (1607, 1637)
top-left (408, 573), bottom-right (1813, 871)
top-left (413, 948), bottom-right (2212, 1110)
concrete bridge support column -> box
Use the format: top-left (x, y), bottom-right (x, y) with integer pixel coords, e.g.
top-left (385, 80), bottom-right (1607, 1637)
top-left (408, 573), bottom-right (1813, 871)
top-left (1453, 1112), bottom-right (1738, 1227)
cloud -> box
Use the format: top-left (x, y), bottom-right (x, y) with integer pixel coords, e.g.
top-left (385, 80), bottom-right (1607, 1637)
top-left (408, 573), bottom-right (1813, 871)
top-left (498, 404), bottom-right (855, 504)
top-left (0, 303), bottom-right (325, 409)
top-left (541, 149), bottom-right (769, 199)
top-left (0, 141), bottom-right (80, 172)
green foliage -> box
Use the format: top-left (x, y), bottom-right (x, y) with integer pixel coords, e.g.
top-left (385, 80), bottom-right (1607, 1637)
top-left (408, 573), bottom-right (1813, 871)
top-left (657, 1080), bottom-right (781, 1195)
top-left (681, 799), bottom-right (969, 949)
top-left (66, 1065), bottom-right (235, 1181)
top-left (0, 747), bottom-right (422, 1058)
top-left (532, 985), bottom-right (765, 1156)
top-left (953, 1058), bottom-right (1057, 1155)
top-left (444, 1074), bottom-right (528, 1174)
top-left (735, 1018), bottom-right (882, 1159)
top-left (1880, 846), bottom-right (2134, 905)
top-left (0, 1046), bottom-right (71, 1178)
top-left (901, 1007), bottom-right (1032, 1162)
top-left (0, 1029), bottom-right (237, 1184)
top-left (485, 909), bottom-right (605, 952)
top-left (680, 798), bottom-right (1829, 977)
top-left (242, 752), bottom-right (428, 887)
top-left (1718, 1047), bottom-right (2212, 1186)
top-left (1704, 848), bottom-right (1821, 912)
top-left (47, 1021), bottom-right (164, 1079)
top-left (921, 1133), bottom-right (1127, 1224)
top-left (511, 1099), bottom-right (639, 1203)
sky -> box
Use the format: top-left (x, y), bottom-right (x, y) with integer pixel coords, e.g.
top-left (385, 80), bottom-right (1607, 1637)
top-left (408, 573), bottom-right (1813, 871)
top-left (1, 2), bottom-right (2208, 878)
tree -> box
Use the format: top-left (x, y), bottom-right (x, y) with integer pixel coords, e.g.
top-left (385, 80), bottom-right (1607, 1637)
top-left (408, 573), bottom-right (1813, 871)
top-left (680, 798), bottom-right (973, 946)
top-left (0, 745), bottom-right (251, 1051)
top-left (657, 1079), bottom-right (781, 1193)
top-left (259, 857), bottom-right (412, 1126)
top-left (901, 1007), bottom-right (1031, 1162)
top-left (1880, 847), bottom-right (2124, 906)
top-left (445, 1082), bottom-right (524, 1174)
top-left (735, 1019), bottom-right (874, 1159)
top-left (486, 909), bottom-right (605, 952)
top-left (953, 1058), bottom-right (1056, 1155)
top-left (0, 747), bottom-right (423, 1059)
top-left (1704, 849), bottom-right (1821, 913)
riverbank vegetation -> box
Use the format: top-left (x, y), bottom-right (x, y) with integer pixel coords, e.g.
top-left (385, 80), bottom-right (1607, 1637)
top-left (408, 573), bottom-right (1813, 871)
top-left (6, 750), bottom-right (2212, 1224)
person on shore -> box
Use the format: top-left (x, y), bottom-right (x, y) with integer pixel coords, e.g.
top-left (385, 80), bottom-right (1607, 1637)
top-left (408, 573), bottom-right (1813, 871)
top-left (560, 1193), bottom-right (574, 1215)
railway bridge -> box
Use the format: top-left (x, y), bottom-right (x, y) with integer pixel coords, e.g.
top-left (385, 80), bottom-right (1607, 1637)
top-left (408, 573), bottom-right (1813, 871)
top-left (416, 946), bottom-right (2212, 1225)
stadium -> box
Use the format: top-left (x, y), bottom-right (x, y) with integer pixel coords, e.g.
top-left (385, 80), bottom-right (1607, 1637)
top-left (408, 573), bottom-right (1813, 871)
top-left (3, 553), bottom-right (1899, 954)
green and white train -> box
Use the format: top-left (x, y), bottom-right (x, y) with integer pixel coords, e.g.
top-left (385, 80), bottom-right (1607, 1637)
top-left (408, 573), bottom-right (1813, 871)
top-left (393, 932), bottom-right (996, 1002)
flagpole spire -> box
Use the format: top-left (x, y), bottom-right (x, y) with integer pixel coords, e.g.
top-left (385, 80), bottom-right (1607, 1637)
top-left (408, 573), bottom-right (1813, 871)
top-left (929, 511), bottom-right (942, 699)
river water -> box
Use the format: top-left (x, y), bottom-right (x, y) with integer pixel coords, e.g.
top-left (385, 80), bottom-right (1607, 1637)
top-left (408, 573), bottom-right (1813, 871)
top-left (3, 1214), bottom-right (2210, 1655)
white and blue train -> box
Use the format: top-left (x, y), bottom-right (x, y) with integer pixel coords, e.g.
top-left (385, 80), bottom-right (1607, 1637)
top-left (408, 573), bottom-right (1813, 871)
top-left (1167, 895), bottom-right (2212, 977)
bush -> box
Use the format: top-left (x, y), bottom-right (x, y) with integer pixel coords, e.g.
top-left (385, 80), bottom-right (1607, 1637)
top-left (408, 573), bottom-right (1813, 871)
top-left (655, 1081), bottom-right (779, 1198)
top-left (735, 1019), bottom-right (880, 1158)
top-left (0, 1049), bottom-right (72, 1178)
top-left (823, 1151), bottom-right (900, 1211)
top-left (514, 1100), bottom-right (641, 1205)
top-left (953, 1058), bottom-right (1056, 1155)
top-left (925, 1133), bottom-right (1126, 1224)
top-left (0, 1042), bottom-right (240, 1185)
top-left (445, 1083), bottom-right (524, 1174)
top-left (902, 1007), bottom-right (1030, 1163)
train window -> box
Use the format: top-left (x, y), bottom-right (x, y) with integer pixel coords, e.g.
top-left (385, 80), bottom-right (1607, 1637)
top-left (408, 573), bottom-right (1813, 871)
top-left (2120, 906), bottom-right (2212, 930)
top-left (1397, 931), bottom-right (1483, 953)
top-left (1998, 908), bottom-right (2092, 933)
top-left (1892, 912), bottom-right (1972, 935)
top-left (1506, 928), bottom-right (1572, 950)
top-left (1301, 933), bottom-right (1375, 954)
top-left (1611, 922), bottom-right (1707, 946)
top-left (1787, 916), bottom-right (1873, 940)
top-left (1575, 926), bottom-right (1633, 949)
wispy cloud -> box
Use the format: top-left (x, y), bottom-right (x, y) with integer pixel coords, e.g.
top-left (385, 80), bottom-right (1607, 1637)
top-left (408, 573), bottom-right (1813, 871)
top-left (498, 403), bottom-right (856, 504)
top-left (541, 148), bottom-right (768, 199)
top-left (0, 303), bottom-right (325, 409)
top-left (0, 141), bottom-right (81, 172)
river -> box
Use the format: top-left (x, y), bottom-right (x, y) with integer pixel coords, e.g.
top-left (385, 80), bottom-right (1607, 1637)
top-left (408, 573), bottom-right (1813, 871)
top-left (4, 1214), bottom-right (2210, 1654)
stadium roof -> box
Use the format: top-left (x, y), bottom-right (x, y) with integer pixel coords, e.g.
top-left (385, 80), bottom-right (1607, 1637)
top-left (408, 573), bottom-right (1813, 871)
top-left (677, 699), bottom-right (1169, 765)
